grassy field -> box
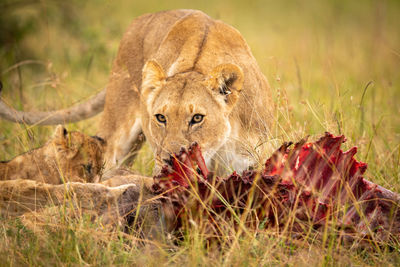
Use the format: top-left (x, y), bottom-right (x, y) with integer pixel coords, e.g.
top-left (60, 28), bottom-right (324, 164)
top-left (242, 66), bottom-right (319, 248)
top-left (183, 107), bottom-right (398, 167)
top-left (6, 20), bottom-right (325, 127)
top-left (1, 0), bottom-right (400, 265)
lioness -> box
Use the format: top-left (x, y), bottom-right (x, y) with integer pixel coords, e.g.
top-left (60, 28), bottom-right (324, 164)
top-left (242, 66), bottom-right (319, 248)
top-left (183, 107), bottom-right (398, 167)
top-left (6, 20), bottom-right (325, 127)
top-left (0, 10), bottom-right (274, 175)
top-left (0, 125), bottom-right (105, 184)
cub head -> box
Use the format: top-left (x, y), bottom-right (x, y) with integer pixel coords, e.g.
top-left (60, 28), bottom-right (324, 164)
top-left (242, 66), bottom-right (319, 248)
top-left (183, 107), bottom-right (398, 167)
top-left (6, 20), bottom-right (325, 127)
top-left (140, 60), bottom-right (243, 173)
top-left (49, 125), bottom-right (106, 182)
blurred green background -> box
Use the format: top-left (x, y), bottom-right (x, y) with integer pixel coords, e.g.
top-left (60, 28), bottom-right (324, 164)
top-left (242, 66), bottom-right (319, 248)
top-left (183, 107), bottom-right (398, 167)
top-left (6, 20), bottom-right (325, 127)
top-left (1, 0), bottom-right (399, 186)
top-left (1, 1), bottom-right (400, 264)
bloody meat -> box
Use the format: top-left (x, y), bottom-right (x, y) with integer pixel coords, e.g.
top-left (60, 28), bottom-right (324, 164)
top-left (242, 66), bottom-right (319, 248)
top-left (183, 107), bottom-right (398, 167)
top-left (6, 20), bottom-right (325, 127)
top-left (153, 133), bottom-right (400, 242)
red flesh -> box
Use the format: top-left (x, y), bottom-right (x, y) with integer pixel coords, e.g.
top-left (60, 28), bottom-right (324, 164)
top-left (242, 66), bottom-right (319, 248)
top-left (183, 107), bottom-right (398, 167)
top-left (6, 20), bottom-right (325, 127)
top-left (153, 133), bottom-right (400, 240)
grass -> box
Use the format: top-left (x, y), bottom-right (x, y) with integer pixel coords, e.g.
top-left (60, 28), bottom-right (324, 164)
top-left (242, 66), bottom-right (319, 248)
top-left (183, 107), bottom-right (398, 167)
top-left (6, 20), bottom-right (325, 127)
top-left (1, 0), bottom-right (400, 265)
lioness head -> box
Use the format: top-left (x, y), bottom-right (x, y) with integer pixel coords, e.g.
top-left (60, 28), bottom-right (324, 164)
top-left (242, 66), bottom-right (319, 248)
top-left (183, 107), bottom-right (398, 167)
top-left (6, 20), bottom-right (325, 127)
top-left (47, 125), bottom-right (106, 182)
top-left (140, 60), bottom-right (244, 172)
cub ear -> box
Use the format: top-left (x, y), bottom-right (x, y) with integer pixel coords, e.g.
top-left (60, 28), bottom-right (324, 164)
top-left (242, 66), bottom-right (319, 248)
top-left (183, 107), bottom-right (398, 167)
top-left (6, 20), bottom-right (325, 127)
top-left (208, 63), bottom-right (244, 109)
top-left (141, 60), bottom-right (166, 100)
top-left (53, 125), bottom-right (68, 142)
top-left (52, 125), bottom-right (69, 150)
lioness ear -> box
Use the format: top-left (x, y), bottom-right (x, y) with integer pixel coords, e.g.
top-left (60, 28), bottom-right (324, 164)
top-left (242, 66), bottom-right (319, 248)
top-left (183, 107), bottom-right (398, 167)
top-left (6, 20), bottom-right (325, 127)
top-left (141, 60), bottom-right (166, 99)
top-left (208, 63), bottom-right (244, 109)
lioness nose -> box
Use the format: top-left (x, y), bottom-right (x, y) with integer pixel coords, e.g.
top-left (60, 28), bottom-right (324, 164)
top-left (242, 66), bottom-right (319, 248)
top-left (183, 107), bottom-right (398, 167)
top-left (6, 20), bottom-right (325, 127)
top-left (160, 144), bottom-right (188, 164)
top-left (167, 141), bottom-right (187, 152)
top-left (160, 148), bottom-right (183, 164)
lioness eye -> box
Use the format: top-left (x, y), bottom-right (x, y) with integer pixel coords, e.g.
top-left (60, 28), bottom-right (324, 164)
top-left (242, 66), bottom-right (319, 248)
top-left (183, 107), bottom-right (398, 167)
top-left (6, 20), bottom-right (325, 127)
top-left (190, 114), bottom-right (204, 125)
top-left (155, 114), bottom-right (166, 124)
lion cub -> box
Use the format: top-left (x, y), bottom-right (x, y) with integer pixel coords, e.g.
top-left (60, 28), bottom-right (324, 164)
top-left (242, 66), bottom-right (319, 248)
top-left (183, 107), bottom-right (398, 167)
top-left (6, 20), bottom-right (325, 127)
top-left (0, 125), bottom-right (105, 184)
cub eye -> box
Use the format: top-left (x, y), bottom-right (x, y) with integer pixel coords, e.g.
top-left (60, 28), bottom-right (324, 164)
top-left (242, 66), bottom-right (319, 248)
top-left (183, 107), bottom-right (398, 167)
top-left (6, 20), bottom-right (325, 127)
top-left (190, 114), bottom-right (204, 125)
top-left (155, 114), bottom-right (166, 124)
top-left (82, 163), bottom-right (92, 175)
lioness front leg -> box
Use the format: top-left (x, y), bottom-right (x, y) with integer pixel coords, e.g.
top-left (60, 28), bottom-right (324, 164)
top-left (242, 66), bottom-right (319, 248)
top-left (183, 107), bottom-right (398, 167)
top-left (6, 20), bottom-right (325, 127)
top-left (105, 117), bottom-right (143, 168)
top-left (99, 68), bottom-right (144, 170)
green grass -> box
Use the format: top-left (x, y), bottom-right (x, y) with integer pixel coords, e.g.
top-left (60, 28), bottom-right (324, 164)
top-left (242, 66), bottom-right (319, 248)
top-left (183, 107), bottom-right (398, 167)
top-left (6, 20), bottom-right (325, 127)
top-left (1, 0), bottom-right (400, 265)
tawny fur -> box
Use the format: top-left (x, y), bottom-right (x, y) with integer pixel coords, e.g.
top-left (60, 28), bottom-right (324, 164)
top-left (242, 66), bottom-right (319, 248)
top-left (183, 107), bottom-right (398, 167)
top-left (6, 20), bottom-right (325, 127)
top-left (0, 10), bottom-right (275, 175)
top-left (0, 175), bottom-right (161, 238)
top-left (99, 9), bottom-right (274, 174)
top-left (0, 125), bottom-right (105, 184)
